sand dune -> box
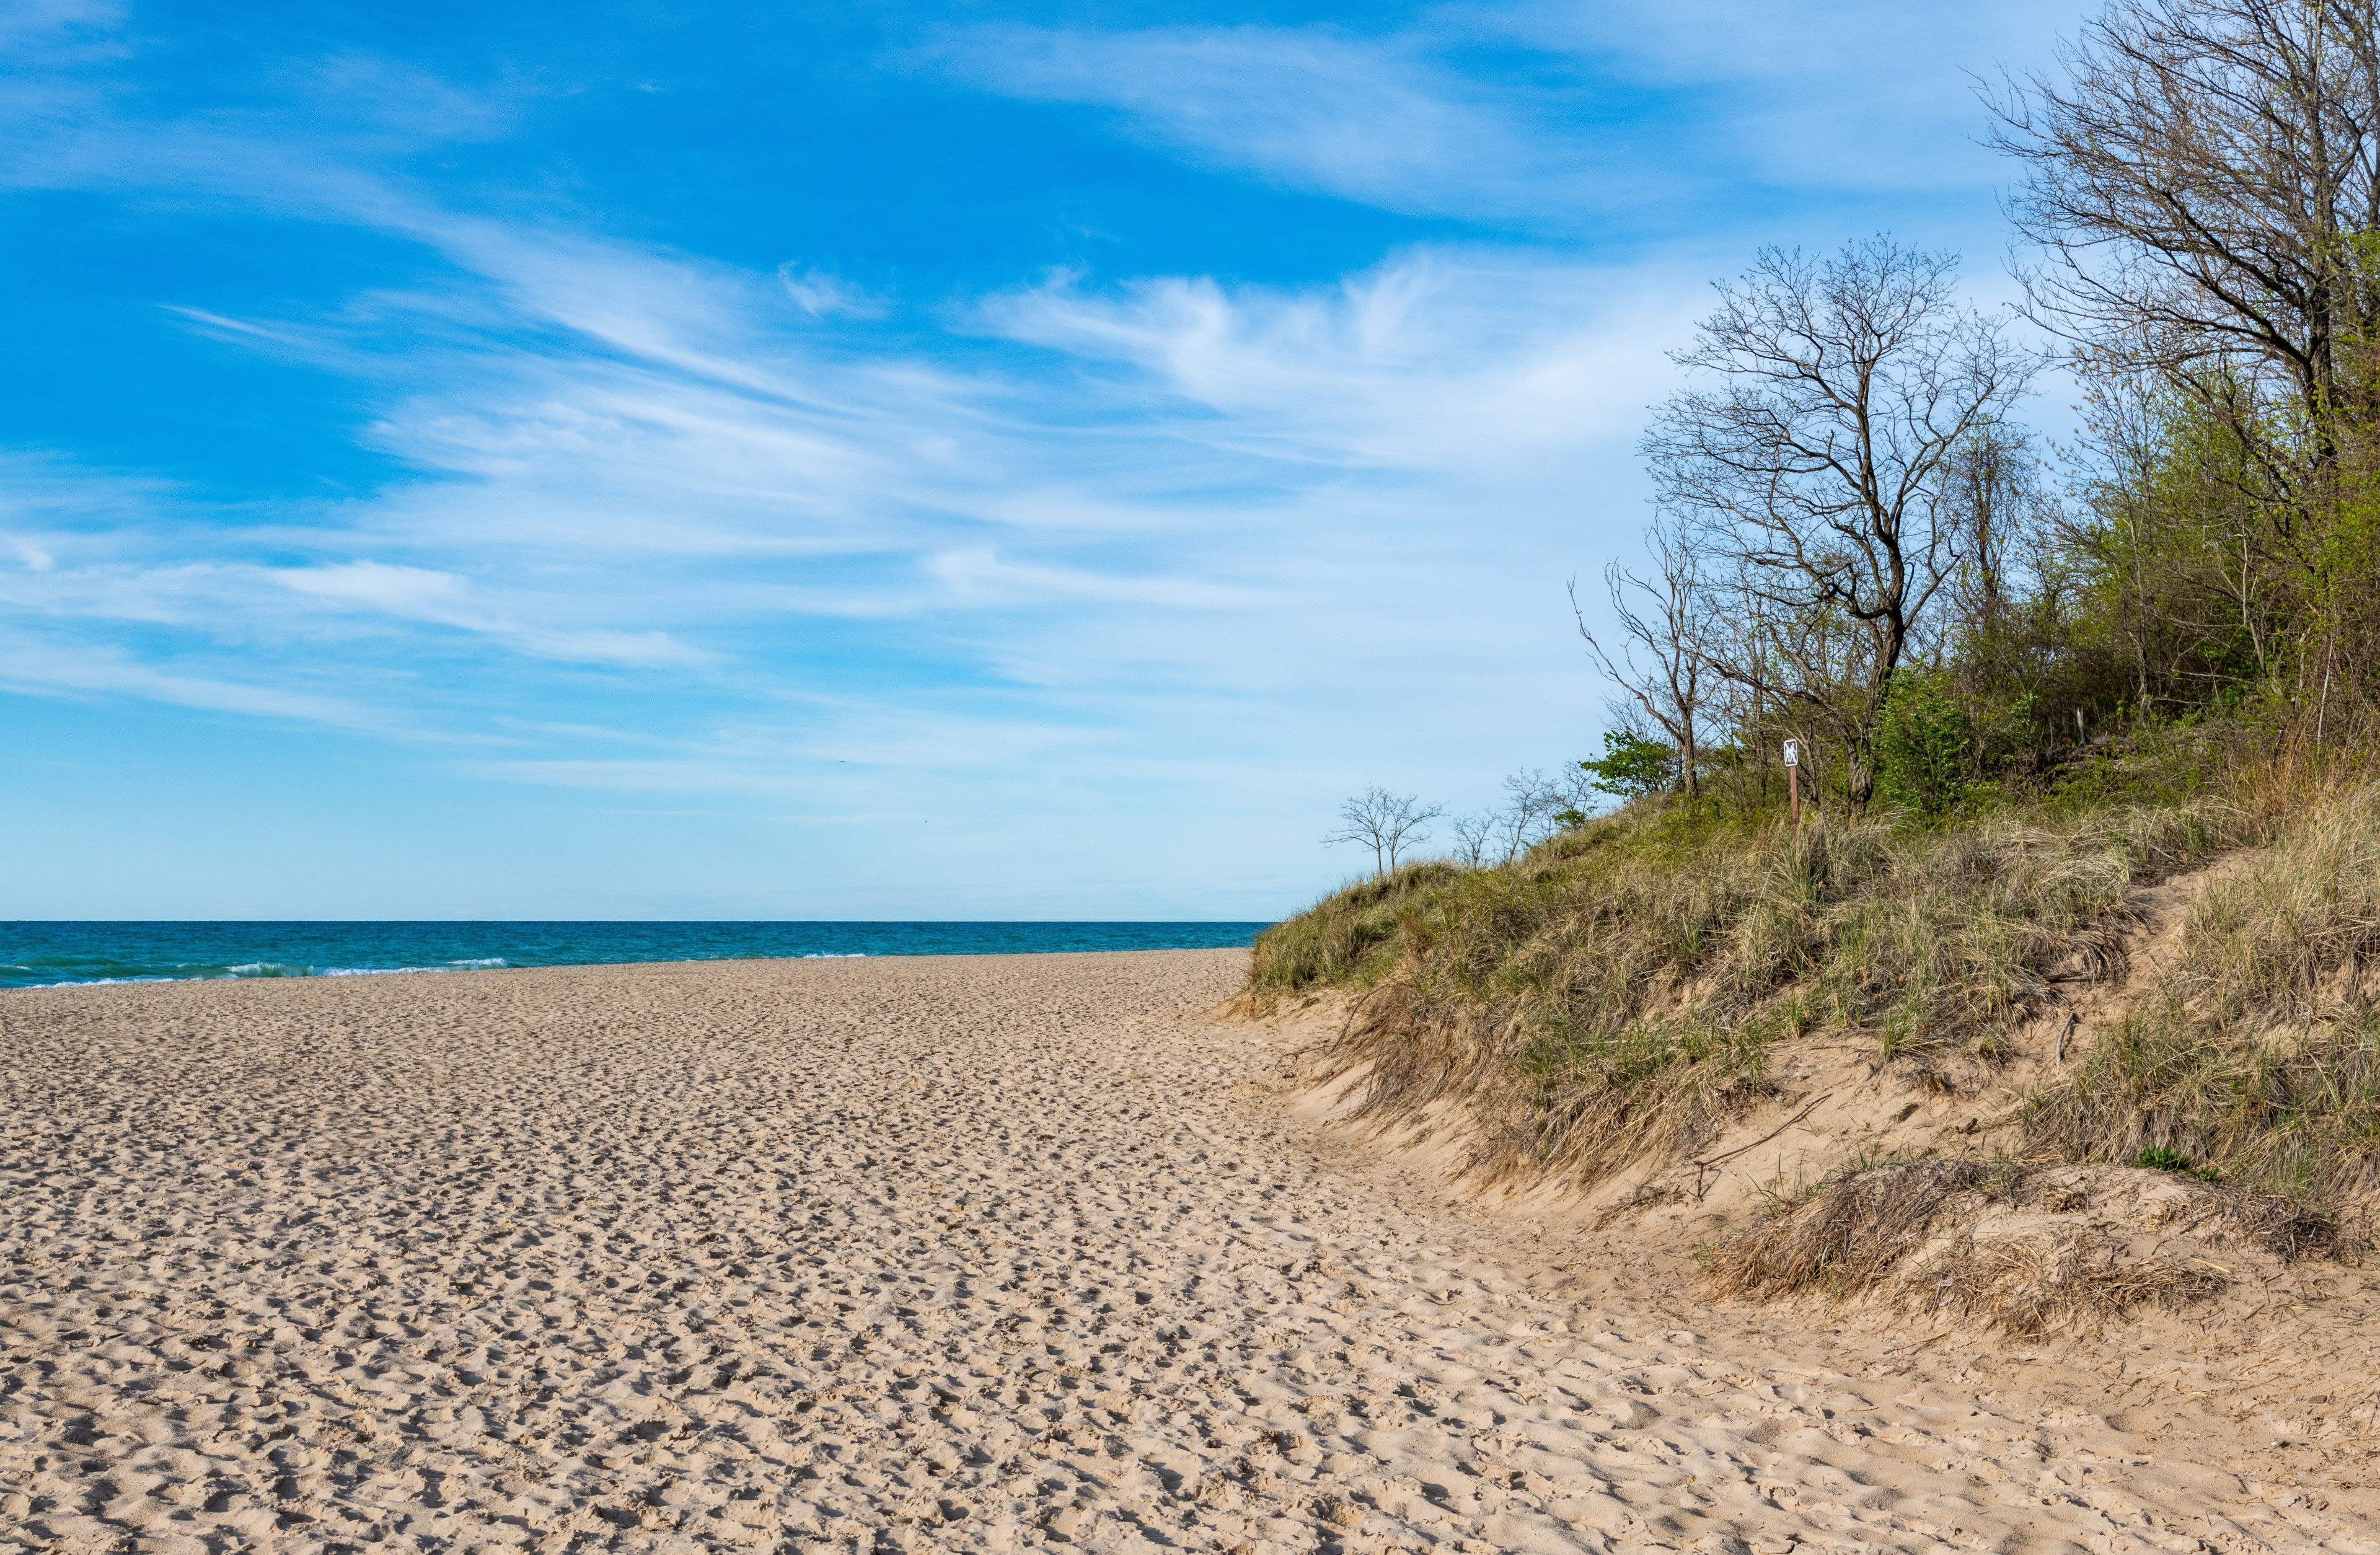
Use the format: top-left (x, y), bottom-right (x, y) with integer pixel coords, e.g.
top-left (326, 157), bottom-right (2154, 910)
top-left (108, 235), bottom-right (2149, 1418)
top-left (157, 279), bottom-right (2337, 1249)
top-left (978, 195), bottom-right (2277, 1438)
top-left (2, 951), bottom-right (2374, 1553)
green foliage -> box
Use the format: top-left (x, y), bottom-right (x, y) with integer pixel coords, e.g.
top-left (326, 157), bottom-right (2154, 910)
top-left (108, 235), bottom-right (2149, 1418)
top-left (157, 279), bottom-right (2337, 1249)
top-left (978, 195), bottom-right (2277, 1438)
top-left (2133, 1145), bottom-right (2218, 1179)
top-left (1579, 728), bottom-right (1676, 801)
top-left (1872, 672), bottom-right (1972, 819)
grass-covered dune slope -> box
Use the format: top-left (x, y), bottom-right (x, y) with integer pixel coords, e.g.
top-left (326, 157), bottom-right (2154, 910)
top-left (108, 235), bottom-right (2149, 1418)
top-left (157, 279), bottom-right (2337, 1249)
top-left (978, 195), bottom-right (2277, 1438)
top-left (1250, 727), bottom-right (2380, 1323)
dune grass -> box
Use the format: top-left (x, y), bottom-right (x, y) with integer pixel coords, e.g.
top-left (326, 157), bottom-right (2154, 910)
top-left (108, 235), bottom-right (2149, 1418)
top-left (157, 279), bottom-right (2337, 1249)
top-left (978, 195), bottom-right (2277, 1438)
top-left (1698, 1155), bottom-right (2336, 1331)
top-left (2020, 786), bottom-right (2380, 1204)
top-left (1257, 775), bottom-right (2260, 1184)
top-left (1253, 721), bottom-right (2342, 1194)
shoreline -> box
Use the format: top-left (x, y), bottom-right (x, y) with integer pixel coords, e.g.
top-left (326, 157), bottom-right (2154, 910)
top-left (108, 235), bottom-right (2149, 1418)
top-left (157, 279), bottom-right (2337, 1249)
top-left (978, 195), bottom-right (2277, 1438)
top-left (0, 924), bottom-right (1273, 993)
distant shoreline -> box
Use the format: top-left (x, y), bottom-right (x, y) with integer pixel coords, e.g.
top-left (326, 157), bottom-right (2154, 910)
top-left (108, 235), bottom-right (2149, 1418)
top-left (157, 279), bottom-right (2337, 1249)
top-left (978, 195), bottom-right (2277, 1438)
top-left (0, 920), bottom-right (1272, 990)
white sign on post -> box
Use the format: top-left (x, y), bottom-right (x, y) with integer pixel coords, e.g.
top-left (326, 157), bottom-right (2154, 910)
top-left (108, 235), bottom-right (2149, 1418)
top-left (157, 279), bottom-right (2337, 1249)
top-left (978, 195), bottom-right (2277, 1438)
top-left (1783, 739), bottom-right (1799, 768)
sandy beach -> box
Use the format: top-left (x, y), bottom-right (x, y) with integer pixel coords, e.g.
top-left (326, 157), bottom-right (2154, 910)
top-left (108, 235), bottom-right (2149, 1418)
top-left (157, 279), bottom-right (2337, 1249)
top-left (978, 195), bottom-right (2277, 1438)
top-left (4, 949), bottom-right (2376, 1554)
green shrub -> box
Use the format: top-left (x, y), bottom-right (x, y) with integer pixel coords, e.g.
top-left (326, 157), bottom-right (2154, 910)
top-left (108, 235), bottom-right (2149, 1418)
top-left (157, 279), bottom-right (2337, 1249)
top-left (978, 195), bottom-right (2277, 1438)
top-left (1579, 729), bottom-right (1676, 801)
top-left (1874, 671), bottom-right (1972, 819)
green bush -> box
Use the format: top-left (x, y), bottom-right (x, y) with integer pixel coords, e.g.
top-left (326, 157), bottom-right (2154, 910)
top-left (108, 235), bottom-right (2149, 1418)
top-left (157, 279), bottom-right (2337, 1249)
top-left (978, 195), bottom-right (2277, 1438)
top-left (1580, 729), bottom-right (1676, 801)
top-left (1874, 672), bottom-right (1972, 819)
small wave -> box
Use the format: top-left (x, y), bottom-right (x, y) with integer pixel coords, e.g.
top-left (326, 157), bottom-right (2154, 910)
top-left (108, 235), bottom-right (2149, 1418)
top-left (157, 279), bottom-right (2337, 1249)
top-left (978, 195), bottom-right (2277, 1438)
top-left (801, 951), bottom-right (868, 958)
top-left (25, 959), bottom-right (513, 988)
top-left (319, 962), bottom-right (490, 976)
top-left (27, 976), bottom-right (180, 988)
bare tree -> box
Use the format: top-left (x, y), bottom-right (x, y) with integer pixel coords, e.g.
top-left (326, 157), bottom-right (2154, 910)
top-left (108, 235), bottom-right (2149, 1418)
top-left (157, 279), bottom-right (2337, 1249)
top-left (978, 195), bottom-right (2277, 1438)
top-left (1322, 786), bottom-right (1445, 878)
top-left (1991, 0), bottom-right (2380, 497)
top-left (1644, 237), bottom-right (2039, 800)
top-left (1939, 421), bottom-right (2053, 625)
top-left (1575, 513), bottom-right (1712, 798)
top-left (1449, 812), bottom-right (1494, 868)
top-left (1489, 769), bottom-right (1567, 865)
top-left (1448, 770), bottom-right (1570, 869)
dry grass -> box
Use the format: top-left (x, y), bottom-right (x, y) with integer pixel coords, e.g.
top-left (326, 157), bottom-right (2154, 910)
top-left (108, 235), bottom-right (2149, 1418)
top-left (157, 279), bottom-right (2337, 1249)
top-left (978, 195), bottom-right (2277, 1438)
top-left (1902, 1232), bottom-right (2226, 1337)
top-left (1248, 861), bottom-right (1458, 996)
top-left (2023, 785), bottom-right (2380, 1202)
top-left (1255, 791), bottom-right (2256, 1186)
top-left (1701, 1159), bottom-right (1995, 1302)
top-left (1705, 1159), bottom-right (2326, 1334)
top-left (1252, 728), bottom-right (2380, 1339)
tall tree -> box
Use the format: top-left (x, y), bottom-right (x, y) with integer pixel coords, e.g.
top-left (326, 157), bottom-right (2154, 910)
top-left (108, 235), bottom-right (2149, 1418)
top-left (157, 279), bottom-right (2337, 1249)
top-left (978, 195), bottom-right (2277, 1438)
top-left (1642, 238), bottom-right (2038, 800)
top-left (1939, 421), bottom-right (2051, 623)
top-left (1993, 0), bottom-right (2380, 511)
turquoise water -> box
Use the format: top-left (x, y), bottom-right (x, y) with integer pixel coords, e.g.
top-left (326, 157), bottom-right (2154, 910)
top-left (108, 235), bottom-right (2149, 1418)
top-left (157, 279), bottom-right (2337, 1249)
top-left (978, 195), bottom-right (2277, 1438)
top-left (0, 922), bottom-right (1272, 990)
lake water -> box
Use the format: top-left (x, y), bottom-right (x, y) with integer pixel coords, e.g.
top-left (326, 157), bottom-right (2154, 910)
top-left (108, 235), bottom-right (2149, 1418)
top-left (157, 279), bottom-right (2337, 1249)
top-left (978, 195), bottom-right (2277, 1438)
top-left (0, 921), bottom-right (1272, 989)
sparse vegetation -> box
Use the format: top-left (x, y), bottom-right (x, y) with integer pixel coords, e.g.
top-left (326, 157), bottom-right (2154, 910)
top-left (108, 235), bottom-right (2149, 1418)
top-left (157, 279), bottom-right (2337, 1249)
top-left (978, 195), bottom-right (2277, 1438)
top-left (1259, 746), bottom-right (2380, 1340)
top-left (1255, 733), bottom-right (2278, 1189)
top-left (1703, 1154), bottom-right (2342, 1332)
top-left (2024, 784), bottom-right (2380, 1203)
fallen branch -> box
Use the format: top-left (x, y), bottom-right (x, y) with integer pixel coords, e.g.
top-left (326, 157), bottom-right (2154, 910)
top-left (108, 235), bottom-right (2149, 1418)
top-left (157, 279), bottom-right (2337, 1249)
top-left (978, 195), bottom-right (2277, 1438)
top-left (1694, 1091), bottom-right (1834, 1200)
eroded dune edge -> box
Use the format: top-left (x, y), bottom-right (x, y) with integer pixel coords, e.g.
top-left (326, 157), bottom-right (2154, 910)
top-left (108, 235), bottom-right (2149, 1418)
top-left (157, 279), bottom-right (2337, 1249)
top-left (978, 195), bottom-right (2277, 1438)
top-left (3, 951), bottom-right (2375, 1555)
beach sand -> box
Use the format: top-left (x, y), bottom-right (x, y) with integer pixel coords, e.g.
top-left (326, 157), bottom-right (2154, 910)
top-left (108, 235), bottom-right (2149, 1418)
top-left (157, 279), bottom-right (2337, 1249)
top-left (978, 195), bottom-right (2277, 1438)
top-left (3, 950), bottom-right (2375, 1553)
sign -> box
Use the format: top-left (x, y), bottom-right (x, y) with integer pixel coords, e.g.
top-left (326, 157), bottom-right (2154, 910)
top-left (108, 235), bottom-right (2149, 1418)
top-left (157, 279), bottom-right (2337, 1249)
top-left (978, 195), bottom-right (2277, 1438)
top-left (1783, 739), bottom-right (1799, 768)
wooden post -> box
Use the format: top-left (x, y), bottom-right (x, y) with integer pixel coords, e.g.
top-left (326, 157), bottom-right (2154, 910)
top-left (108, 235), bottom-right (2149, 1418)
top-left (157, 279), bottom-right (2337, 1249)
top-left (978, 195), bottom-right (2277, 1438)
top-left (1784, 739), bottom-right (1801, 830)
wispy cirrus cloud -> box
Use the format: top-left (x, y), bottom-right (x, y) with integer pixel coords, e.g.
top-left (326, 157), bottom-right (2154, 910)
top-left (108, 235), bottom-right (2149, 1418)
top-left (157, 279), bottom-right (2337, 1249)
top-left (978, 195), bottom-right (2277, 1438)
top-left (920, 23), bottom-right (1615, 224)
top-left (976, 252), bottom-right (1697, 475)
top-left (271, 562), bottom-right (715, 667)
top-left (1487, 0), bottom-right (2090, 192)
top-left (925, 5), bottom-right (2087, 229)
top-left (0, 7), bottom-right (1688, 846)
top-left (0, 0), bottom-right (123, 56)
top-left (0, 629), bottom-right (397, 732)
top-left (0, 225), bottom-right (1666, 775)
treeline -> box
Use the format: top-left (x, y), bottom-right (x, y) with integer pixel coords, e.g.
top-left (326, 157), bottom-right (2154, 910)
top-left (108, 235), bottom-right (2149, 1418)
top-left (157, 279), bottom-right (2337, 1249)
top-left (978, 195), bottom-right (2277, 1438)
top-left (1586, 0), bottom-right (2380, 821)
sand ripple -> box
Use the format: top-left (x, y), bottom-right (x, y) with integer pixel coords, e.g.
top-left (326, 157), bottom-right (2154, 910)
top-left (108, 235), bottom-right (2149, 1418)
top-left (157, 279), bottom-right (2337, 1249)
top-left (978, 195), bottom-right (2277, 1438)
top-left (2, 951), bottom-right (2372, 1553)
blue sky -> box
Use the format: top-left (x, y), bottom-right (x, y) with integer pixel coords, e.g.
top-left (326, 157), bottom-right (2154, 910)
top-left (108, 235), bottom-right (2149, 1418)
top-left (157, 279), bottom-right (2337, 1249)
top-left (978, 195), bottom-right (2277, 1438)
top-left (2, 0), bottom-right (2087, 920)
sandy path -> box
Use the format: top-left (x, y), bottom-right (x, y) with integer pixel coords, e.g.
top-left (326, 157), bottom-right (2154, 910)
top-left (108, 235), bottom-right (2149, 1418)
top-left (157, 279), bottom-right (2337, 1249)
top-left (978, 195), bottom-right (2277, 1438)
top-left (1, 951), bottom-right (2371, 1554)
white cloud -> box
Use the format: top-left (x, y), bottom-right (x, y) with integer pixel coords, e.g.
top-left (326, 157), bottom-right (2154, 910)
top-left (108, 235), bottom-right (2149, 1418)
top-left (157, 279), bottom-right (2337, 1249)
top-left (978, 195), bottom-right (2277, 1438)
top-left (779, 263), bottom-right (888, 320)
top-left (1491, 0), bottom-right (2079, 85)
top-left (0, 630), bottom-right (392, 731)
top-left (923, 547), bottom-right (1264, 610)
top-left (0, 19), bottom-right (1719, 843)
top-left (1480, 0), bottom-right (2092, 195)
top-left (0, 229), bottom-right (1674, 816)
top-left (927, 6), bottom-right (2087, 227)
top-left (275, 560), bottom-right (470, 612)
top-left (977, 250), bottom-right (1701, 478)
top-left (923, 23), bottom-right (1611, 222)
top-left (271, 562), bottom-right (715, 667)
top-left (0, 0), bottom-right (123, 56)
top-left (293, 53), bottom-right (517, 141)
